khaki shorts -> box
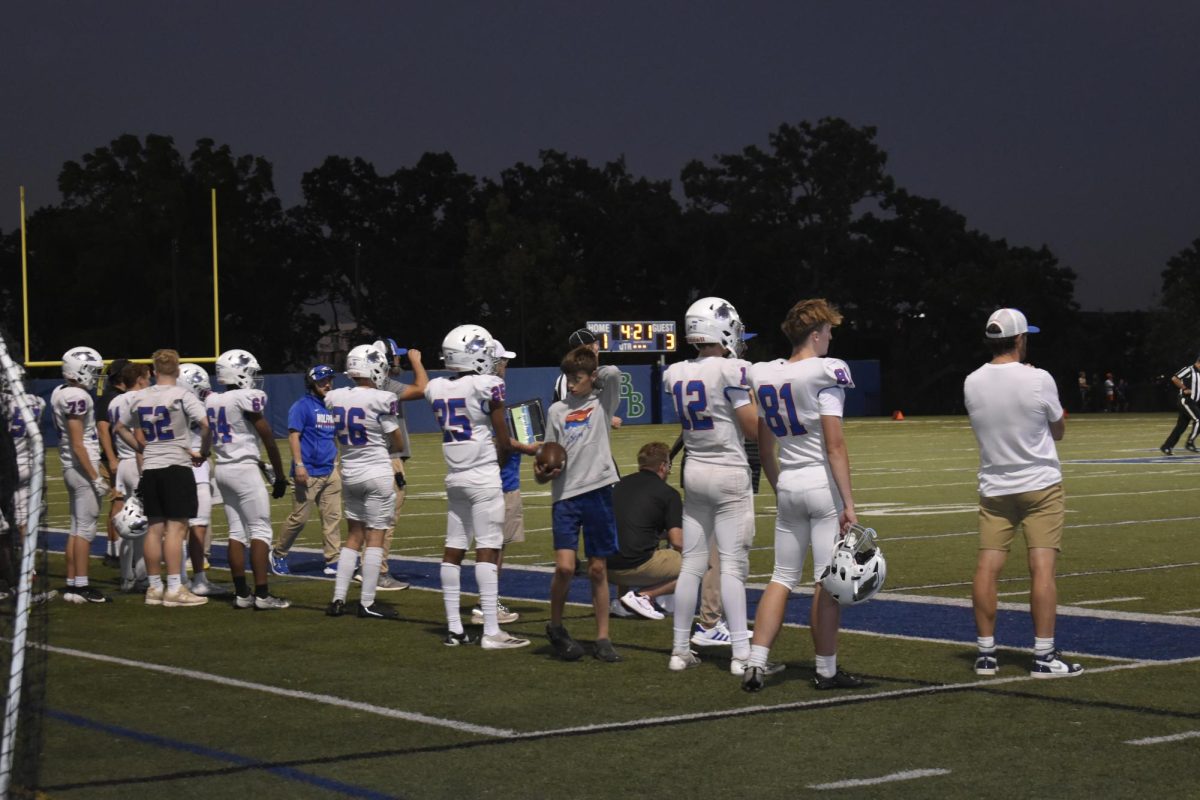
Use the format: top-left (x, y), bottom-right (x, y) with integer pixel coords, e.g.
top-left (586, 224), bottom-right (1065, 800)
top-left (978, 484), bottom-right (1065, 552)
top-left (606, 548), bottom-right (681, 588)
top-left (503, 489), bottom-right (525, 545)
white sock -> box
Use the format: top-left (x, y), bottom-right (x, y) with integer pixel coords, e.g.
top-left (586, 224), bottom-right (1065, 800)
top-left (167, 575), bottom-right (181, 591)
top-left (1034, 637), bottom-right (1055, 657)
top-left (815, 653), bottom-right (837, 678)
top-left (673, 571), bottom-right (702, 652)
top-left (441, 563), bottom-right (463, 634)
top-left (749, 644), bottom-right (770, 669)
top-left (66, 577), bottom-right (77, 588)
top-left (76, 576), bottom-right (89, 589)
top-left (360, 547), bottom-right (383, 606)
top-left (721, 572), bottom-right (750, 661)
top-left (475, 561), bottom-right (500, 636)
top-left (334, 550), bottom-right (359, 602)
top-left (148, 575), bottom-right (163, 590)
top-left (107, 539), bottom-right (118, 557)
top-left (977, 636), bottom-right (996, 653)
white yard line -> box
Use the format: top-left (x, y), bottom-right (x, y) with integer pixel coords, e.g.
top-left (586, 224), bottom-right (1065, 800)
top-left (1072, 596), bottom-right (1144, 607)
top-left (1124, 730), bottom-right (1200, 746)
top-left (808, 768), bottom-right (951, 790)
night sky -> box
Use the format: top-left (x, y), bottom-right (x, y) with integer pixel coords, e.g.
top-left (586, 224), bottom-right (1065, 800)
top-left (4, 2), bottom-right (1197, 311)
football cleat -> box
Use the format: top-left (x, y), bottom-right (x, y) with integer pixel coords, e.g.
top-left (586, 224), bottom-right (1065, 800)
top-left (481, 631), bottom-right (532, 650)
top-left (813, 669), bottom-right (864, 690)
top-left (443, 630), bottom-right (479, 647)
top-left (76, 587), bottom-right (112, 604)
top-left (357, 601), bottom-right (396, 619)
top-left (1031, 650), bottom-right (1083, 678)
top-left (234, 594), bottom-right (255, 609)
top-left (326, 599), bottom-right (346, 617)
top-left (730, 658), bottom-right (785, 677)
top-left (742, 666), bottom-right (766, 693)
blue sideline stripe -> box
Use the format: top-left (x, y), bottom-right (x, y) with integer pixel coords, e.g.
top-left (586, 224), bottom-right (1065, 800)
top-left (47, 709), bottom-right (398, 799)
top-left (50, 533), bottom-right (1200, 661)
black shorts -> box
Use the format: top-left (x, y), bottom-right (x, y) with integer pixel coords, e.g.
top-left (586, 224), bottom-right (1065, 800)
top-left (140, 465), bottom-right (198, 520)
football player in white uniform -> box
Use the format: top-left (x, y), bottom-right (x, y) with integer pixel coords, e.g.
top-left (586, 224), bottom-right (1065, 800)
top-left (425, 326), bottom-right (529, 649)
top-left (742, 298), bottom-right (862, 692)
top-left (179, 363), bottom-right (229, 597)
top-left (110, 362), bottom-right (151, 591)
top-left (324, 344), bottom-right (405, 620)
top-left (3, 366), bottom-right (46, 538)
top-left (207, 349), bottom-right (290, 610)
top-left (94, 358), bottom-right (132, 567)
top-left (663, 298), bottom-right (758, 673)
top-left (134, 350), bottom-right (212, 608)
top-left (51, 346), bottom-right (111, 603)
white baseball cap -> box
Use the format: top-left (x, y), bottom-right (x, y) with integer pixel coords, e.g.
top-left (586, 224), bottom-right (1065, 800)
top-left (985, 308), bottom-right (1039, 338)
top-left (491, 340), bottom-right (516, 359)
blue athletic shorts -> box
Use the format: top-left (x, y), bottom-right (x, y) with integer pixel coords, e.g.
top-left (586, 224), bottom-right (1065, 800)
top-left (552, 486), bottom-right (619, 558)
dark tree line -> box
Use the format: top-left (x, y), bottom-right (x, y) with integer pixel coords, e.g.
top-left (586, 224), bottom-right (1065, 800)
top-left (0, 121), bottom-right (1190, 412)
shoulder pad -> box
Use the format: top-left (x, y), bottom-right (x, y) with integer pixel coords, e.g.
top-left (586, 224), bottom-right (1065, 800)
top-left (823, 359), bottom-right (854, 389)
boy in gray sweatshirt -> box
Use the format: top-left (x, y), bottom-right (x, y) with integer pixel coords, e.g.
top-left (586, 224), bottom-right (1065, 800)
top-left (536, 345), bottom-right (622, 663)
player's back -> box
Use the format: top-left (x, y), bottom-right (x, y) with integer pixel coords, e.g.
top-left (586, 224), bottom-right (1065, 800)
top-left (50, 384), bottom-right (99, 469)
top-left (748, 357), bottom-right (853, 470)
top-left (137, 384), bottom-right (205, 469)
top-left (8, 394), bottom-right (45, 469)
top-left (206, 387), bottom-right (267, 464)
top-left (663, 355), bottom-right (750, 467)
top-left (107, 390), bottom-right (141, 460)
top-left (425, 374), bottom-right (503, 484)
top-left (324, 385), bottom-right (397, 482)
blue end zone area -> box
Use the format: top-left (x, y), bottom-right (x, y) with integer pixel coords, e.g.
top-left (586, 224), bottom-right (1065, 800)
top-left (48, 532), bottom-right (1200, 663)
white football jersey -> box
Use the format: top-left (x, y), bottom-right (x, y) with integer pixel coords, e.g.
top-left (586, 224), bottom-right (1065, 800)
top-left (107, 389), bottom-right (142, 461)
top-left (424, 374), bottom-right (505, 487)
top-left (663, 356), bottom-right (752, 467)
top-left (136, 384), bottom-right (208, 470)
top-left (7, 394), bottom-right (45, 474)
top-left (324, 386), bottom-right (398, 483)
top-left (206, 388), bottom-right (268, 464)
top-left (50, 384), bottom-right (99, 469)
top-left (747, 357), bottom-right (853, 469)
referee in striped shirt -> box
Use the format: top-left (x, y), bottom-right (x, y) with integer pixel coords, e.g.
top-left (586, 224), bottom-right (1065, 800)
top-left (1159, 356), bottom-right (1200, 455)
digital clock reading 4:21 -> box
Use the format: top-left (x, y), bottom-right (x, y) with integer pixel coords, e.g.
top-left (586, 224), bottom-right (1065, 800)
top-left (585, 321), bottom-right (678, 353)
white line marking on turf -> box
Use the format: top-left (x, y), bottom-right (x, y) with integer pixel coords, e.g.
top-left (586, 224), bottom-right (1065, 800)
top-left (1124, 730), bottom-right (1200, 746)
top-left (1168, 609), bottom-right (1200, 616)
top-left (995, 589), bottom-right (1030, 597)
top-left (891, 561), bottom-right (1200, 592)
top-left (870, 591), bottom-right (1200, 629)
top-left (807, 768), bottom-right (951, 790)
top-left (40, 643), bottom-right (516, 739)
top-left (1072, 596), bottom-right (1144, 606)
top-left (517, 656), bottom-right (1200, 739)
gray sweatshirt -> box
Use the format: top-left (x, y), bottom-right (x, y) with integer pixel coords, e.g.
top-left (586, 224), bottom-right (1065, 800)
top-left (545, 365), bottom-right (621, 502)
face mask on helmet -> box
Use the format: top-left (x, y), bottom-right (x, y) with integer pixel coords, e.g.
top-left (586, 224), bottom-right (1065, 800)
top-left (685, 297), bottom-right (745, 356)
top-left (216, 350), bottom-right (263, 390)
top-left (62, 346), bottom-right (104, 390)
top-left (179, 364), bottom-right (212, 399)
top-left (345, 345), bottom-right (389, 388)
top-left (819, 524), bottom-right (887, 606)
top-left (441, 325), bottom-right (497, 374)
top-left (115, 494), bottom-right (149, 540)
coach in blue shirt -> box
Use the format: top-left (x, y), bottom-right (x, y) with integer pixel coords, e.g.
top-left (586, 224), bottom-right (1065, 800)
top-left (270, 365), bottom-right (342, 574)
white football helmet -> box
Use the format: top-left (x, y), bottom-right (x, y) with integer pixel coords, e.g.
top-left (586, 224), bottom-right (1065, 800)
top-left (345, 344), bottom-right (389, 388)
top-left (114, 493), bottom-right (149, 540)
top-left (441, 325), bottom-right (496, 375)
top-left (215, 349), bottom-right (263, 390)
top-left (685, 297), bottom-right (745, 356)
top-left (62, 346), bottom-right (104, 390)
top-left (178, 363), bottom-right (212, 399)
top-left (819, 524), bottom-right (887, 606)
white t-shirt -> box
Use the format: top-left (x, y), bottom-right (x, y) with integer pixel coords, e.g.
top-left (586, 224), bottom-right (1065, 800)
top-left (136, 384), bottom-right (208, 470)
top-left (324, 386), bottom-right (399, 483)
top-left (425, 374), bottom-right (504, 488)
top-left (663, 355), bottom-right (752, 468)
top-left (964, 361), bottom-right (1063, 497)
top-left (748, 357), bottom-right (852, 469)
top-left (50, 384), bottom-right (99, 470)
top-left (206, 388), bottom-right (269, 464)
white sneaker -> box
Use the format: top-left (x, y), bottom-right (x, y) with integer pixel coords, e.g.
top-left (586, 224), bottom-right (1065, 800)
top-left (668, 649), bottom-right (701, 671)
top-left (162, 586), bottom-right (208, 607)
top-left (254, 594), bottom-right (291, 610)
top-left (144, 585), bottom-right (164, 606)
top-left (471, 603), bottom-right (520, 624)
top-left (620, 590), bottom-right (664, 620)
top-left (691, 621), bottom-right (733, 647)
top-left (189, 575), bottom-right (231, 597)
top-left (609, 599), bottom-right (636, 619)
top-left (730, 658), bottom-right (785, 677)
top-left (481, 631), bottom-right (532, 650)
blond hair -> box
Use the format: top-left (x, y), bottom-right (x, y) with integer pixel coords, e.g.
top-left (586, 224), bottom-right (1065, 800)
top-left (152, 348), bottom-right (180, 378)
top-left (781, 299), bottom-right (843, 348)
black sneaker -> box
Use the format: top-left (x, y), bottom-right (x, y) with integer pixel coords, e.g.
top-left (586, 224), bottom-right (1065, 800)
top-left (592, 638), bottom-right (621, 663)
top-left (546, 623), bottom-right (585, 661)
top-left (77, 587), bottom-right (112, 604)
top-left (357, 601), bottom-right (398, 620)
top-left (742, 665), bottom-right (766, 693)
top-left (813, 668), bottom-right (863, 690)
top-left (443, 630), bottom-right (478, 647)
top-left (326, 599), bottom-right (345, 617)
top-left (1186, 443), bottom-right (1198, 453)
top-left (975, 653), bottom-right (998, 676)
top-left (1160, 445), bottom-right (1174, 456)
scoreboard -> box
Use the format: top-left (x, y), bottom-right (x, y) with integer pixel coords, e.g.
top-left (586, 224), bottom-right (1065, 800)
top-left (585, 321), bottom-right (677, 353)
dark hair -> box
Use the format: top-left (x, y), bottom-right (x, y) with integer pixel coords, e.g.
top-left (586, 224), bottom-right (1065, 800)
top-left (120, 362), bottom-right (150, 386)
top-left (986, 335), bottom-right (1019, 357)
top-left (560, 345), bottom-right (598, 375)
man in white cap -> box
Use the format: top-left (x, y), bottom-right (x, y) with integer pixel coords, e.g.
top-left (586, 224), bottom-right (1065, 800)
top-left (964, 308), bottom-right (1082, 678)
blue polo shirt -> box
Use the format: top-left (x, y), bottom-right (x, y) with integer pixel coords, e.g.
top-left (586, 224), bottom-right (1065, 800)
top-left (288, 393), bottom-right (337, 477)
top-left (500, 451), bottom-right (521, 493)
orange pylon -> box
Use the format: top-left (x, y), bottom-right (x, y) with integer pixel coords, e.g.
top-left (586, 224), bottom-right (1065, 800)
top-left (892, 410), bottom-right (905, 420)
